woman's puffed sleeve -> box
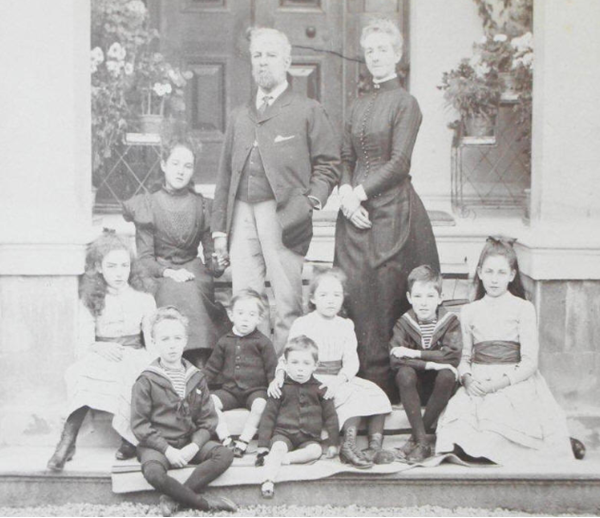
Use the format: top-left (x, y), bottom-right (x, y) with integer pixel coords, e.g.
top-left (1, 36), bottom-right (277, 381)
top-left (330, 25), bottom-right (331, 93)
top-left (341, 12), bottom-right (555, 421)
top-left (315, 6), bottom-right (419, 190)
top-left (506, 300), bottom-right (539, 385)
top-left (122, 195), bottom-right (165, 278)
top-left (361, 95), bottom-right (422, 198)
top-left (457, 304), bottom-right (474, 380)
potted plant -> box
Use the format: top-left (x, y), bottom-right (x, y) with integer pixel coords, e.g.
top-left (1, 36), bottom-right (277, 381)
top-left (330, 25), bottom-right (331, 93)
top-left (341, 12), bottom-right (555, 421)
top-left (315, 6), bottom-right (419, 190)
top-left (474, 33), bottom-right (517, 96)
top-left (90, 0), bottom-right (192, 191)
top-left (438, 57), bottom-right (503, 138)
top-left (132, 51), bottom-right (193, 134)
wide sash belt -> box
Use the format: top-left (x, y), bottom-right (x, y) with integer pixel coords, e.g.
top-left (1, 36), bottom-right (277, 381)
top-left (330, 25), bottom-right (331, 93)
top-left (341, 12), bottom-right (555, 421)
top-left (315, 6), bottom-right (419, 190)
top-left (315, 360), bottom-right (343, 376)
top-left (95, 334), bottom-right (144, 349)
top-left (473, 340), bottom-right (520, 364)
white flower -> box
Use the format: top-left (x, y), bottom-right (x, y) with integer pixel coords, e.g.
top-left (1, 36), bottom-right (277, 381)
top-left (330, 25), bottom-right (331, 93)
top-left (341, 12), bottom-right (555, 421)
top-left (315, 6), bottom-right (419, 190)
top-left (511, 32), bottom-right (533, 52)
top-left (124, 62), bottom-right (134, 75)
top-left (90, 47), bottom-right (104, 65)
top-left (127, 0), bottom-right (147, 16)
top-left (474, 63), bottom-right (491, 78)
top-left (107, 42), bottom-right (126, 62)
top-left (153, 82), bottom-right (172, 97)
top-left (493, 34), bottom-right (508, 43)
top-left (91, 61), bottom-right (98, 74)
top-left (522, 52), bottom-right (534, 68)
top-left (106, 59), bottom-right (124, 77)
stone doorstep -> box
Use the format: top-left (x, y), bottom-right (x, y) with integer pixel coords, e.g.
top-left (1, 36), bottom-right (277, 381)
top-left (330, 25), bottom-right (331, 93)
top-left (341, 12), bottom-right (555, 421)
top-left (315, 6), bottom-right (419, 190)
top-left (0, 445), bottom-right (599, 513)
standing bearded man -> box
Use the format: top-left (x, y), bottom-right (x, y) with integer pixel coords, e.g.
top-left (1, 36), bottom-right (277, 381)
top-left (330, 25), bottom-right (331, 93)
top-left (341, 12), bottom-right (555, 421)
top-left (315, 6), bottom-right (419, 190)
top-left (212, 28), bottom-right (341, 353)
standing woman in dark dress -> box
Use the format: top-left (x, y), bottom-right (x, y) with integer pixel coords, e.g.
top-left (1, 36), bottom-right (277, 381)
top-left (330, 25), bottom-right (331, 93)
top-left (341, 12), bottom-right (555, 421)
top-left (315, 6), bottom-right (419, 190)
top-left (123, 134), bottom-right (230, 366)
top-left (334, 19), bottom-right (440, 402)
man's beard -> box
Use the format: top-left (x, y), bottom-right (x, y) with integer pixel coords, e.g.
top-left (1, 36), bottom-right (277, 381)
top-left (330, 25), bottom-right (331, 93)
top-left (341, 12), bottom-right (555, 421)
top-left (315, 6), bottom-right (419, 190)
top-left (253, 69), bottom-right (281, 91)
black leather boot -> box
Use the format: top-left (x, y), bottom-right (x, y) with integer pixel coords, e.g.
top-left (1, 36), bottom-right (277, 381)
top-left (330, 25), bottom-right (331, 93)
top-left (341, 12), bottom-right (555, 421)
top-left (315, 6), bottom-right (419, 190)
top-left (339, 426), bottom-right (373, 469)
top-left (47, 406), bottom-right (88, 471)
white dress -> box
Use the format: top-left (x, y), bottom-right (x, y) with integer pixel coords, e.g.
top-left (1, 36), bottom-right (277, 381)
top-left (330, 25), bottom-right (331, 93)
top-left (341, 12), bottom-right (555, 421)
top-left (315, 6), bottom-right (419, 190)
top-left (287, 312), bottom-right (392, 427)
top-left (65, 286), bottom-right (157, 442)
top-left (435, 292), bottom-right (573, 465)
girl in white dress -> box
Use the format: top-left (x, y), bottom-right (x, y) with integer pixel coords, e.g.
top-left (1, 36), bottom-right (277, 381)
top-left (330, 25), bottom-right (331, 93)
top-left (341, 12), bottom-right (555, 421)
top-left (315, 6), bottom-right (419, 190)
top-left (435, 236), bottom-right (581, 465)
top-left (47, 232), bottom-right (157, 471)
top-left (269, 268), bottom-right (392, 468)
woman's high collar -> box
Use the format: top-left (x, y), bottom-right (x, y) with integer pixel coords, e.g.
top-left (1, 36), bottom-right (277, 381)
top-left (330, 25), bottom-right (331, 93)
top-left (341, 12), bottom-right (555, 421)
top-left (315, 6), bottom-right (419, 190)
top-left (373, 76), bottom-right (402, 91)
top-left (161, 184), bottom-right (193, 197)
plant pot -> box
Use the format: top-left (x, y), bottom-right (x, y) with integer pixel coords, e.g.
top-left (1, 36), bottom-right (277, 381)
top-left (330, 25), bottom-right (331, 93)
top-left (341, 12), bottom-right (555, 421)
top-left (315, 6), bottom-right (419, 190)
top-left (464, 114), bottom-right (496, 138)
top-left (138, 114), bottom-right (164, 134)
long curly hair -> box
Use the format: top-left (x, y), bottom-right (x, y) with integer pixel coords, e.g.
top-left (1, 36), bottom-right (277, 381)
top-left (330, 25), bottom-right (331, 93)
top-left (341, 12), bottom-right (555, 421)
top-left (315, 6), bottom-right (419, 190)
top-left (473, 236), bottom-right (526, 301)
top-left (79, 231), bottom-right (152, 317)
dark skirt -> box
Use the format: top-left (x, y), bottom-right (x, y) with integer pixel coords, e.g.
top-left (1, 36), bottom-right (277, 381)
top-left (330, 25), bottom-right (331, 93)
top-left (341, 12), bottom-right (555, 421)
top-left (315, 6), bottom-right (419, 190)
top-left (154, 258), bottom-right (230, 352)
top-left (334, 184), bottom-right (439, 402)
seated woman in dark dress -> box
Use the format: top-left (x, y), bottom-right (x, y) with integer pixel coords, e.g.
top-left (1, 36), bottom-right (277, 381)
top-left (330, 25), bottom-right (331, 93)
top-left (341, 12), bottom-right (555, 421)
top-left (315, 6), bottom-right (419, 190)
top-left (123, 134), bottom-right (230, 366)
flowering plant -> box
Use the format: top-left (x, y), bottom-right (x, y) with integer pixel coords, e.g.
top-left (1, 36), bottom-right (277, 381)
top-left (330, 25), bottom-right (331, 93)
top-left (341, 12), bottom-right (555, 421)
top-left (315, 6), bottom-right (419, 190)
top-left (90, 0), bottom-right (192, 184)
top-left (132, 51), bottom-right (193, 116)
top-left (438, 58), bottom-right (503, 122)
top-left (474, 33), bottom-right (515, 73)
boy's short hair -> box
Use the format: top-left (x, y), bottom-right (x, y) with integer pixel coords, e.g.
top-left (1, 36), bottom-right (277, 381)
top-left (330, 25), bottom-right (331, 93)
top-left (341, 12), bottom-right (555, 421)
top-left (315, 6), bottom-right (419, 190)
top-left (230, 288), bottom-right (267, 317)
top-left (149, 306), bottom-right (189, 337)
top-left (283, 335), bottom-right (319, 363)
top-left (407, 265), bottom-right (443, 295)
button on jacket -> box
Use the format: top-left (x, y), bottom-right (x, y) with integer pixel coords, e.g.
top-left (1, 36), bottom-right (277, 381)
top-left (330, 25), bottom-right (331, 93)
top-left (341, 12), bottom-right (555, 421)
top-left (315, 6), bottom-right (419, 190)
top-left (258, 375), bottom-right (340, 448)
top-left (204, 329), bottom-right (277, 392)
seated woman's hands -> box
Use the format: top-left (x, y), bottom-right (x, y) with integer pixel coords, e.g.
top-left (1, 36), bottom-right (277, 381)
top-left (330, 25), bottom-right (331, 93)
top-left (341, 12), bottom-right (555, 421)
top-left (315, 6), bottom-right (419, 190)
top-left (267, 370), bottom-right (285, 398)
top-left (163, 268), bottom-right (195, 283)
top-left (91, 342), bottom-right (123, 362)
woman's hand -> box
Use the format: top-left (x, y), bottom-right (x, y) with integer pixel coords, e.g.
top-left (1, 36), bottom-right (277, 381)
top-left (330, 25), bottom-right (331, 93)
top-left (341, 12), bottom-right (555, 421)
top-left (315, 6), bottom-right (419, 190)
top-left (267, 371), bottom-right (285, 398)
top-left (164, 268), bottom-right (195, 283)
top-left (340, 190), bottom-right (361, 219)
top-left (349, 206), bottom-right (372, 229)
top-left (326, 445), bottom-right (338, 459)
top-left (165, 446), bottom-right (188, 468)
top-left (92, 342), bottom-right (123, 362)
top-left (319, 375), bottom-right (346, 400)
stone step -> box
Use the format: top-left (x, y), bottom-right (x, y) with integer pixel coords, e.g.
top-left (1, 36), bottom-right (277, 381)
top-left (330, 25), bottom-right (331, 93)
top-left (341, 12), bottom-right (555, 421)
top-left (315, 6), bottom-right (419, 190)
top-left (1, 446), bottom-right (599, 513)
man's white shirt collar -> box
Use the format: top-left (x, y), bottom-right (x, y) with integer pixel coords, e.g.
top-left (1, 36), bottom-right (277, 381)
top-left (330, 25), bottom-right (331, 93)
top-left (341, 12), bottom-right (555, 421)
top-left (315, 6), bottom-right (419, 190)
top-left (256, 81), bottom-right (289, 110)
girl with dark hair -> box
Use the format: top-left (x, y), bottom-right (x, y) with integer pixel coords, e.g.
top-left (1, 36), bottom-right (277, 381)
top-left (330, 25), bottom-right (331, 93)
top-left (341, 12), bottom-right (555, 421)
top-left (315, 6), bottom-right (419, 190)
top-left (123, 132), bottom-right (230, 367)
top-left (47, 232), bottom-right (157, 471)
top-left (435, 237), bottom-right (581, 465)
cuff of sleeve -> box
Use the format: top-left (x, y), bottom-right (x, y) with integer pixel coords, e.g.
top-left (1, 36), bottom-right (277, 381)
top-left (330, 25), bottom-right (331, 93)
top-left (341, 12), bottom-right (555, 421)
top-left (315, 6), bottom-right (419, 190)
top-left (338, 185), bottom-right (352, 199)
top-left (307, 195), bottom-right (322, 210)
top-left (212, 231), bottom-right (227, 239)
top-left (354, 185), bottom-right (368, 201)
top-left (191, 428), bottom-right (211, 449)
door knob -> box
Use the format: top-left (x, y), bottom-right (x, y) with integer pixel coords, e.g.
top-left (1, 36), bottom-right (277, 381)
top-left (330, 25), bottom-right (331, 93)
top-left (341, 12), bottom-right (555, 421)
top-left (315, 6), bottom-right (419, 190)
top-left (305, 26), bottom-right (316, 38)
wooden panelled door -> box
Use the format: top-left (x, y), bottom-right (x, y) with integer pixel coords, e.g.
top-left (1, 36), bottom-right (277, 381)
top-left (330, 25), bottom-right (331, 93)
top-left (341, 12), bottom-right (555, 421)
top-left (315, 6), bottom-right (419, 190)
top-left (151, 0), bottom-right (409, 186)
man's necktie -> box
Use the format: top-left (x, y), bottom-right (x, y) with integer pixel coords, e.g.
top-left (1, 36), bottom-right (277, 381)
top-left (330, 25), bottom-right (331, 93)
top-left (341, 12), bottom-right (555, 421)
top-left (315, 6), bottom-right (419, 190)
top-left (258, 96), bottom-right (272, 115)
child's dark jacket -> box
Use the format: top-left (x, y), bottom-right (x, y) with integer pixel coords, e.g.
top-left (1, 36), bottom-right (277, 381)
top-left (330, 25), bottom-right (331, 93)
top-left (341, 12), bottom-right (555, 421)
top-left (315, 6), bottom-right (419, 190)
top-left (204, 329), bottom-right (277, 392)
top-left (389, 306), bottom-right (462, 371)
top-left (258, 375), bottom-right (339, 448)
top-left (131, 358), bottom-right (217, 453)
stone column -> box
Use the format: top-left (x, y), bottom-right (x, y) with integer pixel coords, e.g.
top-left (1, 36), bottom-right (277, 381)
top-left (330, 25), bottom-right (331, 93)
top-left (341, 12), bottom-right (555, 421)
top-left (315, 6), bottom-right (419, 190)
top-left (0, 0), bottom-right (92, 445)
top-left (517, 0), bottom-right (600, 436)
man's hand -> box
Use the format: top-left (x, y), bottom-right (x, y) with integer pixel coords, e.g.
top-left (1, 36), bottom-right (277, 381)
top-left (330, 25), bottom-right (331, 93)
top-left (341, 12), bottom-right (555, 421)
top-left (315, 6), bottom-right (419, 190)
top-left (165, 446), bottom-right (188, 468)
